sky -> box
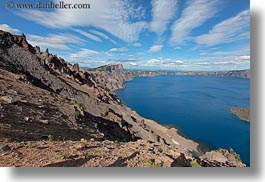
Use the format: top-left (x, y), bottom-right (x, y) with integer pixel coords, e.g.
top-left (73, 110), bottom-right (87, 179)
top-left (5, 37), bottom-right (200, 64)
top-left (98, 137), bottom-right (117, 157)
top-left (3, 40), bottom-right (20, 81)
top-left (0, 0), bottom-right (250, 71)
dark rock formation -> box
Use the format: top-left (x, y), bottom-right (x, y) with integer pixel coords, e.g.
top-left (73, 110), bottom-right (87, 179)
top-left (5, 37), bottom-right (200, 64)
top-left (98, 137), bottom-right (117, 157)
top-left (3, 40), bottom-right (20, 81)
top-left (1, 144), bottom-right (11, 152)
top-left (0, 30), bottom-right (35, 53)
top-left (73, 63), bottom-right (80, 73)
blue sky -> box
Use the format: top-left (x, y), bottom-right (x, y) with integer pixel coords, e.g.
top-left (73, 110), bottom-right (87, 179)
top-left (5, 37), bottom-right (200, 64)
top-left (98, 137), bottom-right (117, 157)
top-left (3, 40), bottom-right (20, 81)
top-left (0, 0), bottom-right (250, 71)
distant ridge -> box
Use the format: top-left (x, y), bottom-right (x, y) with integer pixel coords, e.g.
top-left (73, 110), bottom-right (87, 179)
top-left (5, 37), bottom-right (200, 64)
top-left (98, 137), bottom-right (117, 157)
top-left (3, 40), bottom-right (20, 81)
top-left (89, 63), bottom-right (250, 79)
top-left (129, 69), bottom-right (250, 78)
top-left (91, 63), bottom-right (124, 72)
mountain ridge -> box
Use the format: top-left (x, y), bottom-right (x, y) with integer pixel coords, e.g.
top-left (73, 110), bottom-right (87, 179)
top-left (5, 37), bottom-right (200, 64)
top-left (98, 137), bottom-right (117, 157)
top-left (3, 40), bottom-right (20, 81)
top-left (128, 69), bottom-right (250, 78)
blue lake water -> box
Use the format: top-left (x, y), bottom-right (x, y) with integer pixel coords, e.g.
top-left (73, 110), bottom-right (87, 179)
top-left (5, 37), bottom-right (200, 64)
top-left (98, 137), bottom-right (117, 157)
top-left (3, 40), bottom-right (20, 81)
top-left (117, 75), bottom-right (250, 166)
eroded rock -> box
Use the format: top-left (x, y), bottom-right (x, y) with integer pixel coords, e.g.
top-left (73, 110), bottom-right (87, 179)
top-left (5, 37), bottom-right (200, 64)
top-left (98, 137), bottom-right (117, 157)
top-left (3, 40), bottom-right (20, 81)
top-left (0, 96), bottom-right (17, 104)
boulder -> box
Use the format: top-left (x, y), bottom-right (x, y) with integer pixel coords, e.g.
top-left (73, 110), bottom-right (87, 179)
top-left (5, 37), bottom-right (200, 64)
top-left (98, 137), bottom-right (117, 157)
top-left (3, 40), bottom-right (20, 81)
top-left (39, 119), bottom-right (49, 125)
top-left (0, 96), bottom-right (17, 104)
top-left (171, 153), bottom-right (191, 167)
top-left (74, 143), bottom-right (86, 150)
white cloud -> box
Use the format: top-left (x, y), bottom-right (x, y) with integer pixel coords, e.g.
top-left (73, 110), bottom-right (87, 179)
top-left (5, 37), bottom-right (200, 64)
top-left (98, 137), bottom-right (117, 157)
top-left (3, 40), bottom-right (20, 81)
top-left (213, 61), bottom-right (236, 65)
top-left (104, 51), bottom-right (115, 57)
top-left (27, 33), bottom-right (83, 50)
top-left (89, 30), bottom-right (118, 44)
top-left (68, 58), bottom-right (108, 68)
top-left (109, 47), bottom-right (128, 52)
top-left (170, 0), bottom-right (220, 45)
top-left (195, 10), bottom-right (250, 46)
top-left (134, 55), bottom-right (249, 70)
top-left (174, 46), bottom-right (181, 50)
top-left (129, 62), bottom-right (138, 66)
top-left (194, 62), bottom-right (210, 66)
top-left (212, 49), bottom-right (250, 56)
top-left (109, 58), bottom-right (140, 64)
top-left (148, 45), bottom-right (164, 52)
top-left (141, 58), bottom-right (184, 67)
top-left (150, 0), bottom-right (178, 35)
top-left (168, 60), bottom-right (184, 65)
top-left (70, 48), bottom-right (99, 58)
top-left (0, 24), bottom-right (20, 34)
top-left (132, 42), bottom-right (142, 47)
top-left (192, 55), bottom-right (250, 68)
top-left (17, 0), bottom-right (147, 42)
top-left (144, 58), bottom-right (162, 66)
top-left (225, 55), bottom-right (250, 62)
top-left (73, 29), bottom-right (102, 42)
top-left (236, 55), bottom-right (250, 60)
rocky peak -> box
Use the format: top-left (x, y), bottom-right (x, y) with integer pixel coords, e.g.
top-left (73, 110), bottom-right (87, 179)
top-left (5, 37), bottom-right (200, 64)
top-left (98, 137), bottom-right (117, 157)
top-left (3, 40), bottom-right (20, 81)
top-left (72, 63), bottom-right (80, 72)
top-left (0, 30), bottom-right (35, 53)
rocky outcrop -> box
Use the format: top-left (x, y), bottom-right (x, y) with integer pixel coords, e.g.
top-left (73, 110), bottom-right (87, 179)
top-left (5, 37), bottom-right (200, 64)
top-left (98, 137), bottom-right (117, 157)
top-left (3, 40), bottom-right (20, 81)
top-left (0, 30), bottom-right (35, 53)
top-left (198, 149), bottom-right (246, 167)
top-left (89, 63), bottom-right (133, 92)
top-left (231, 107), bottom-right (250, 122)
top-left (0, 30), bottom-right (245, 167)
top-left (92, 64), bottom-right (124, 72)
top-left (224, 69), bottom-right (250, 78)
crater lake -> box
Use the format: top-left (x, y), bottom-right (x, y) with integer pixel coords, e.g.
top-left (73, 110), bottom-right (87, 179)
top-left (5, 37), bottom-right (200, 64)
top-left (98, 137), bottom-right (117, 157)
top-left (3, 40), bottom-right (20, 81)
top-left (117, 75), bottom-right (250, 165)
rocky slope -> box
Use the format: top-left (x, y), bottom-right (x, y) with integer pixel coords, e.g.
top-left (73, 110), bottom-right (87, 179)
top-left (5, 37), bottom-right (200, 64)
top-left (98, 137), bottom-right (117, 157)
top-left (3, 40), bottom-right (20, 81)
top-left (1, 139), bottom-right (245, 167)
top-left (0, 30), bottom-right (245, 167)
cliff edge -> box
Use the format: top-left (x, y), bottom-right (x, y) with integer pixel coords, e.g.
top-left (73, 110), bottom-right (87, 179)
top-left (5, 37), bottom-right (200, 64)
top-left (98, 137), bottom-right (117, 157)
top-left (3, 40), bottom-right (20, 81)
top-left (89, 63), bottom-right (132, 92)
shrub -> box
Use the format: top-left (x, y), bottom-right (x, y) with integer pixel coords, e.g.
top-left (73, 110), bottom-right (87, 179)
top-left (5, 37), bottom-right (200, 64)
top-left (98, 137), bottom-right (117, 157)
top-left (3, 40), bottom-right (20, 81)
top-left (78, 102), bottom-right (87, 110)
top-left (143, 159), bottom-right (154, 166)
top-left (235, 153), bottom-right (242, 162)
top-left (28, 143), bottom-right (35, 149)
top-left (75, 110), bottom-right (81, 117)
top-left (154, 163), bottom-right (162, 167)
top-left (3, 138), bottom-right (10, 143)
top-left (60, 152), bottom-right (71, 159)
top-left (190, 160), bottom-right (201, 167)
top-left (105, 87), bottom-right (110, 92)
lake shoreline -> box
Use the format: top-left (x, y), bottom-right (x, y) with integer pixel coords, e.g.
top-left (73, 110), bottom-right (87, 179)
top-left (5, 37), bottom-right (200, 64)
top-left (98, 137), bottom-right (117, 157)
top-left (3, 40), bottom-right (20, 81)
top-left (117, 75), bottom-right (250, 165)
